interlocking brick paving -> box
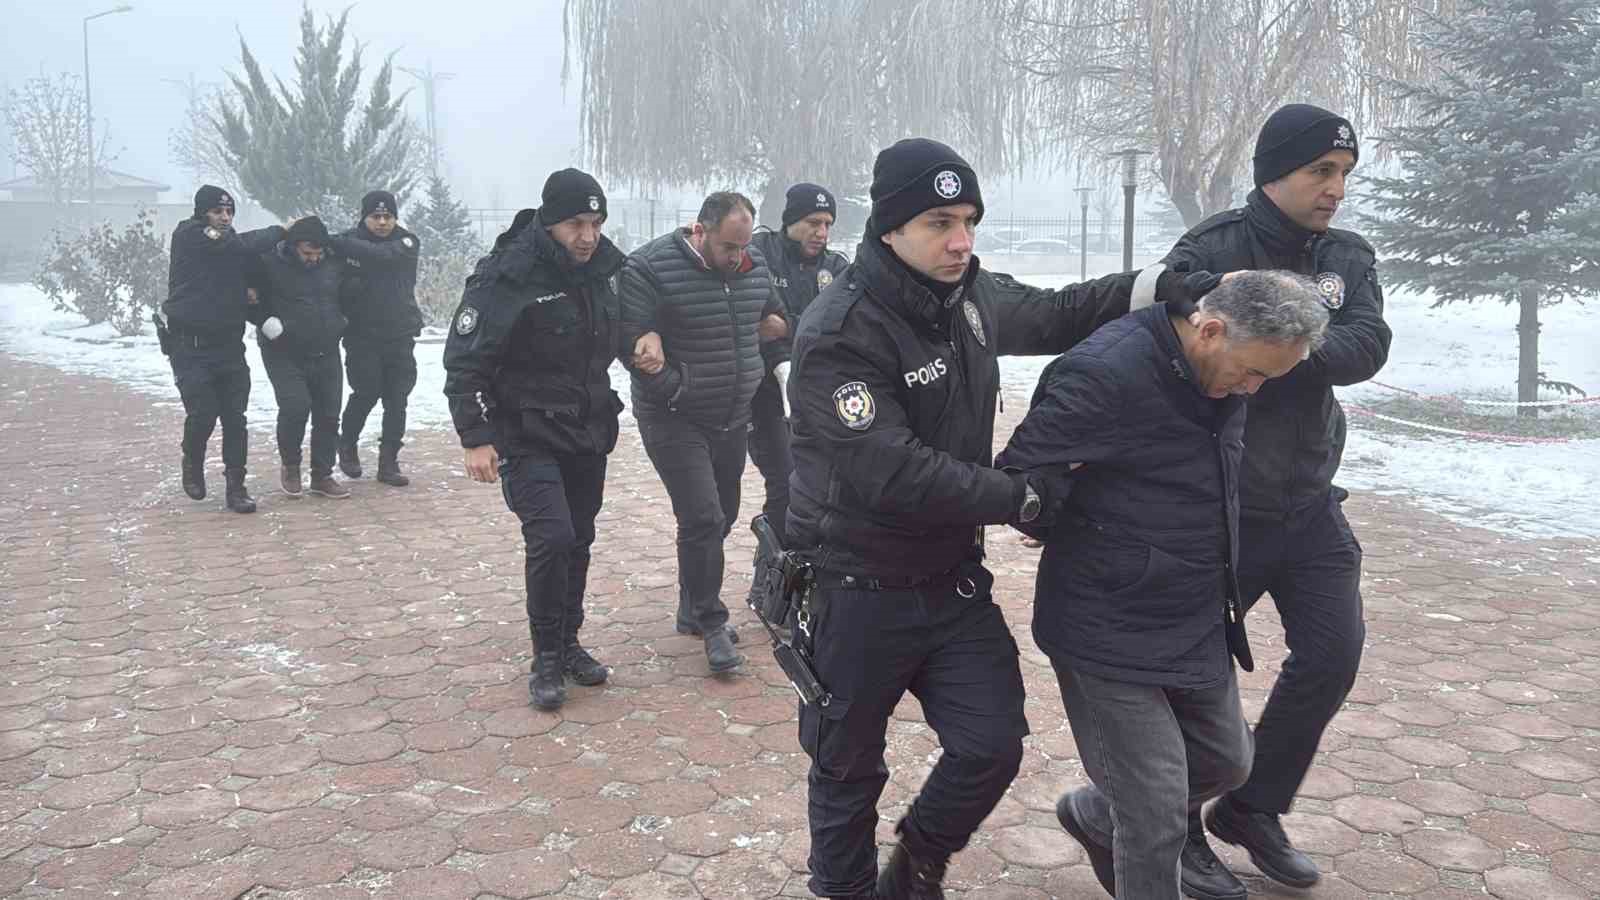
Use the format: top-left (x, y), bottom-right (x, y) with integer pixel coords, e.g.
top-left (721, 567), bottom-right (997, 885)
top-left (1, 351), bottom-right (1596, 898)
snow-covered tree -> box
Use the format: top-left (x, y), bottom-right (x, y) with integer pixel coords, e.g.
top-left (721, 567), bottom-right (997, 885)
top-left (213, 5), bottom-right (418, 220)
top-left (4, 73), bottom-right (117, 205)
top-left (1365, 0), bottom-right (1600, 414)
top-left (410, 174), bottom-right (478, 258)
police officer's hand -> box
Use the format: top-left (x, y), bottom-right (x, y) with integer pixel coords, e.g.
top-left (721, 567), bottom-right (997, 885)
top-left (1156, 269), bottom-right (1230, 318)
top-left (758, 313), bottom-right (788, 342)
top-left (633, 332), bottom-right (665, 375)
top-left (464, 444), bottom-right (500, 483)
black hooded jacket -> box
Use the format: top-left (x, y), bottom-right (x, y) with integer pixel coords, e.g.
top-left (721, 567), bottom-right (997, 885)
top-left (337, 223), bottom-right (423, 341)
top-left (163, 218), bottom-right (285, 340)
top-left (786, 238), bottom-right (1147, 577)
top-left (1162, 190), bottom-right (1391, 518)
top-left (442, 210), bottom-right (628, 458)
top-left (252, 242), bottom-right (347, 357)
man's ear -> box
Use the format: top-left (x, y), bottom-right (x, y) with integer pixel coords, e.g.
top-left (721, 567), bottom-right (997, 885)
top-left (1199, 317), bottom-right (1228, 343)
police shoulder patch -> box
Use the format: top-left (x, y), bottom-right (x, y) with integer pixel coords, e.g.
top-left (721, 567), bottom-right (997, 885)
top-left (833, 381), bottom-right (876, 431)
top-left (204, 226), bottom-right (222, 240)
top-left (1315, 272), bottom-right (1346, 310)
top-left (962, 300), bottom-right (987, 346)
top-left (456, 306), bottom-right (480, 335)
top-left (401, 236), bottom-right (415, 249)
top-left (816, 268), bottom-right (833, 290)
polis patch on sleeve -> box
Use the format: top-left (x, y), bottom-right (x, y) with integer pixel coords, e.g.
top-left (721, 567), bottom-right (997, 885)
top-left (833, 381), bottom-right (876, 431)
top-left (1315, 272), bottom-right (1346, 309)
top-left (455, 306), bottom-right (479, 336)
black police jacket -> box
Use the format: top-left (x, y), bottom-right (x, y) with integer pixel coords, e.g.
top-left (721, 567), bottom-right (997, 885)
top-left (1163, 190), bottom-right (1391, 518)
top-left (163, 219), bottom-right (285, 339)
top-left (253, 243), bottom-right (348, 357)
top-left (337, 224), bottom-right (423, 341)
top-left (442, 210), bottom-right (627, 459)
top-left (997, 304), bottom-right (1249, 688)
top-left (618, 228), bottom-right (782, 430)
top-left (786, 237), bottom-right (1144, 578)
top-left (751, 229), bottom-right (849, 371)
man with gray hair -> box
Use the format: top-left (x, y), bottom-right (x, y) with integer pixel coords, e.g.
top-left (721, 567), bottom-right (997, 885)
top-left (995, 270), bottom-right (1328, 900)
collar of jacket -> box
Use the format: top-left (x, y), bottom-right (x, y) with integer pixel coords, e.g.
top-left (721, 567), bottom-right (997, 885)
top-left (350, 222), bottom-right (411, 243)
top-left (1245, 189), bottom-right (1320, 256)
top-left (488, 212), bottom-right (625, 286)
top-left (1143, 303), bottom-right (1204, 391)
top-left (675, 226), bottom-right (755, 275)
top-left (775, 231), bottom-right (824, 269)
top-left (854, 237), bottom-right (979, 334)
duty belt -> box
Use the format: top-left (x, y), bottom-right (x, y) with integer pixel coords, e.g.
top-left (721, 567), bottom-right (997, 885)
top-left (819, 570), bottom-right (979, 597)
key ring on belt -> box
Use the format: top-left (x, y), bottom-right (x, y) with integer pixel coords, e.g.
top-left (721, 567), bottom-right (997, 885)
top-left (956, 576), bottom-right (977, 598)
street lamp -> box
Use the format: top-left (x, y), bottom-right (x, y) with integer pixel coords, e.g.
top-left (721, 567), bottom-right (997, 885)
top-left (1074, 186), bottom-right (1094, 280)
top-left (83, 4), bottom-right (133, 210)
top-left (1117, 148), bottom-right (1148, 271)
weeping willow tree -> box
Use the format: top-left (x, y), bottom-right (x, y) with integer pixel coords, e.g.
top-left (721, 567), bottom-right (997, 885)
top-left (562, 0), bottom-right (1032, 224)
top-left (999, 0), bottom-right (1458, 226)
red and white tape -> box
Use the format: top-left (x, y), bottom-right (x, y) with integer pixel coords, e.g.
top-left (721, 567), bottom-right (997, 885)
top-left (1366, 380), bottom-right (1599, 409)
top-left (1343, 403), bottom-right (1573, 444)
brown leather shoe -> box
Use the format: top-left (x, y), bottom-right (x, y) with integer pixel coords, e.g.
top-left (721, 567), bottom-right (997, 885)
top-left (308, 474), bottom-right (350, 499)
top-left (281, 464), bottom-right (303, 497)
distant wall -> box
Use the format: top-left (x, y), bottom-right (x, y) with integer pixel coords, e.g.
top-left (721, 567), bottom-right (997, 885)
top-left (0, 202), bottom-right (193, 282)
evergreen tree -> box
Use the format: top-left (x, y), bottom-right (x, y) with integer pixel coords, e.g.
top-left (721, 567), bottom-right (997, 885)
top-left (213, 5), bottom-right (417, 219)
top-left (411, 173), bottom-right (478, 257)
top-left (1366, 0), bottom-right (1600, 414)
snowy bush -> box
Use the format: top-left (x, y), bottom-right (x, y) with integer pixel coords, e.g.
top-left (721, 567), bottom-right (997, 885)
top-left (416, 248), bottom-right (476, 327)
top-left (32, 210), bottom-right (168, 336)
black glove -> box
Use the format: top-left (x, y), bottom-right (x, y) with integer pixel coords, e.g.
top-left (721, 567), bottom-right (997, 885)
top-left (1155, 269), bottom-right (1224, 319)
top-left (1008, 471), bottom-right (1073, 538)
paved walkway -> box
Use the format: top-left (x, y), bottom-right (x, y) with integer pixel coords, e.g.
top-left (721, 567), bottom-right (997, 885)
top-left (0, 351), bottom-right (1597, 899)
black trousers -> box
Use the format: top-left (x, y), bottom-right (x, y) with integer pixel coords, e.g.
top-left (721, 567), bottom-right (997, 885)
top-left (341, 336), bottom-right (417, 449)
top-left (262, 346), bottom-right (343, 476)
top-left (637, 414), bottom-right (747, 634)
top-left (499, 453), bottom-right (608, 653)
top-left (169, 345), bottom-right (251, 470)
top-left (746, 372), bottom-right (791, 546)
top-left (800, 570), bottom-right (1028, 897)
top-left (1227, 493), bottom-right (1365, 815)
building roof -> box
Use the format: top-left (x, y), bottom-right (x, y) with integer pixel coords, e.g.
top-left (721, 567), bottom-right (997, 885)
top-left (0, 168), bottom-right (172, 192)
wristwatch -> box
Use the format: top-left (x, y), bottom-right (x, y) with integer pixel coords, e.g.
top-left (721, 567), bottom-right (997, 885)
top-left (1019, 481), bottom-right (1042, 523)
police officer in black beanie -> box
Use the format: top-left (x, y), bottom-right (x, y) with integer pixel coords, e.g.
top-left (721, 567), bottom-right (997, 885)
top-left (745, 182), bottom-right (848, 603)
top-left (786, 137), bottom-right (1221, 900)
top-left (1158, 103), bottom-right (1391, 897)
top-left (336, 189), bottom-right (423, 486)
top-left (443, 168), bottom-right (627, 711)
top-left (161, 185), bottom-right (285, 512)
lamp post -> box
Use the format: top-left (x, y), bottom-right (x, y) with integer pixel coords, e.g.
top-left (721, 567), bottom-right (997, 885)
top-left (1074, 186), bottom-right (1094, 280)
top-left (400, 61), bottom-right (455, 180)
top-left (1117, 148), bottom-right (1148, 271)
top-left (82, 4), bottom-right (132, 210)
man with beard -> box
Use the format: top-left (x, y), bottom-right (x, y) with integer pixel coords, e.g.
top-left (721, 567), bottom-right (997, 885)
top-left (443, 169), bottom-right (627, 711)
top-left (336, 190), bottom-right (423, 487)
top-left (1161, 103), bottom-right (1392, 897)
top-left (620, 192), bottom-right (788, 675)
top-left (745, 183), bottom-right (850, 602)
top-left (160, 185), bottom-right (284, 512)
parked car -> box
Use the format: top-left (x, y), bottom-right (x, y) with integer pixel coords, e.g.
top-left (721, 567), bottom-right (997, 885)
top-left (1009, 238), bottom-right (1078, 255)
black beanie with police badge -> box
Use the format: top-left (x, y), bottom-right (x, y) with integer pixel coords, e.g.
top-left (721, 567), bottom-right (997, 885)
top-left (540, 168), bottom-right (607, 225)
top-left (782, 183), bottom-right (837, 228)
top-left (361, 190), bottom-right (398, 219)
top-left (193, 184), bottom-right (235, 217)
top-left (866, 138), bottom-right (984, 238)
top-left (1252, 104), bottom-right (1360, 188)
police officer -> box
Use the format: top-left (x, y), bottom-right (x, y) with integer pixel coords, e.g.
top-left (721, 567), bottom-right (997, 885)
top-left (1163, 104), bottom-right (1392, 897)
top-left (443, 169), bottom-right (626, 711)
top-left (786, 138), bottom-right (1212, 900)
top-left (161, 185), bottom-right (284, 513)
top-left (337, 190), bottom-right (423, 487)
top-left (747, 183), bottom-right (849, 596)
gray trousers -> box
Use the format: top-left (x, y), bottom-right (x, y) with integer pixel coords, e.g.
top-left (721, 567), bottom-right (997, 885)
top-left (1052, 659), bottom-right (1254, 900)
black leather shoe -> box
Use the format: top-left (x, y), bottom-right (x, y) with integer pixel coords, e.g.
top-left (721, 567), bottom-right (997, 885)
top-left (182, 455), bottom-right (205, 500)
top-left (704, 629), bottom-right (745, 674)
top-left (876, 841), bottom-right (946, 899)
top-left (1182, 828), bottom-right (1247, 900)
top-left (1055, 790), bottom-right (1115, 897)
top-left (1207, 797), bottom-right (1320, 888)
top-left (338, 442), bottom-right (362, 478)
top-left (563, 641), bottom-right (609, 686)
top-left (528, 650), bottom-right (567, 711)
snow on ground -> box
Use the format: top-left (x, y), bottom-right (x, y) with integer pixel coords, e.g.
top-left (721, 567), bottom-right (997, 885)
top-left (1004, 271), bottom-right (1600, 540)
top-left (2, 276), bottom-right (1597, 539)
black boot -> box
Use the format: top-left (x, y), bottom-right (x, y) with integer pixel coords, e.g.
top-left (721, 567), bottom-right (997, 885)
top-left (1056, 791), bottom-right (1115, 897)
top-left (563, 639), bottom-right (609, 686)
top-left (376, 442), bottom-right (409, 487)
top-left (529, 647), bottom-right (567, 711)
top-left (1206, 796), bottom-right (1320, 889)
top-left (224, 468), bottom-right (256, 514)
top-left (704, 628), bottom-right (745, 674)
top-left (181, 453), bottom-right (205, 500)
top-left (338, 442), bottom-right (362, 478)
top-left (876, 840), bottom-right (947, 899)
top-left (1182, 818), bottom-right (1247, 900)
